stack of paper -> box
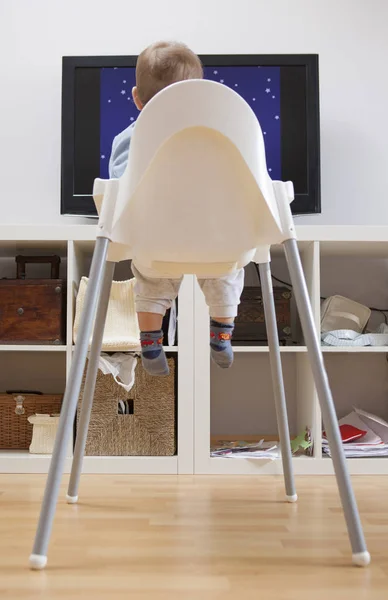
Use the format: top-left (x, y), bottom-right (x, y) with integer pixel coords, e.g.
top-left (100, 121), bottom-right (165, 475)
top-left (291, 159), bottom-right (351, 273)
top-left (322, 408), bottom-right (388, 458)
top-left (211, 440), bottom-right (279, 460)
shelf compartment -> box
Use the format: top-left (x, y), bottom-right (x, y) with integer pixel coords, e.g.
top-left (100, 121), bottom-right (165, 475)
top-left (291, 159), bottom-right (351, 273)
top-left (211, 353), bottom-right (299, 439)
top-left (324, 353), bottom-right (388, 419)
top-left (320, 252), bottom-right (388, 333)
top-left (322, 353), bottom-right (388, 460)
top-left (233, 243), bottom-right (319, 349)
top-left (0, 351), bottom-right (66, 395)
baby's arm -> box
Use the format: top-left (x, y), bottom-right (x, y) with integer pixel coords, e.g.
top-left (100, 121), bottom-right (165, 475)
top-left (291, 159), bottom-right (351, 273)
top-left (108, 123), bottom-right (135, 178)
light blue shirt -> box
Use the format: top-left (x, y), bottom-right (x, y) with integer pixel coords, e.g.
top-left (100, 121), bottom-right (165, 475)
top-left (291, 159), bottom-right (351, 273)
top-left (108, 122), bottom-right (136, 179)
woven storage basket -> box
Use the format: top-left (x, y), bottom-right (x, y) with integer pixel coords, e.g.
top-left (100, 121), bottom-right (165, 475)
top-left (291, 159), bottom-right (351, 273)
top-left (77, 357), bottom-right (176, 456)
top-left (0, 393), bottom-right (62, 449)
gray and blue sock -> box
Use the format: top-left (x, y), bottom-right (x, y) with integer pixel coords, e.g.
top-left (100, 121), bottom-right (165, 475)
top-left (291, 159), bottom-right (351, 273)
top-left (140, 330), bottom-right (169, 376)
top-left (210, 319), bottom-right (234, 369)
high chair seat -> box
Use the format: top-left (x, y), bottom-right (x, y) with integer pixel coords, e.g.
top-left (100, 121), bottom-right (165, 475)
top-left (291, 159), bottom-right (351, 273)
top-left (93, 80), bottom-right (295, 275)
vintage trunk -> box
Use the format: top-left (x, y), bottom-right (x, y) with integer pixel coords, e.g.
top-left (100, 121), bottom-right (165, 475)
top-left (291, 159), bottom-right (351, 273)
top-left (0, 255), bottom-right (66, 344)
top-left (234, 286), bottom-right (292, 344)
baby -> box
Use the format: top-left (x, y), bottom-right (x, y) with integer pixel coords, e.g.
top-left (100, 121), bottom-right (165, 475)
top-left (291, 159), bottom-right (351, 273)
top-left (109, 41), bottom-right (244, 376)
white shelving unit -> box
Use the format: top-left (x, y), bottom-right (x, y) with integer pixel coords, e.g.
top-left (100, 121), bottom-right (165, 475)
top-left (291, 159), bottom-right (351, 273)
top-left (1, 225), bottom-right (388, 475)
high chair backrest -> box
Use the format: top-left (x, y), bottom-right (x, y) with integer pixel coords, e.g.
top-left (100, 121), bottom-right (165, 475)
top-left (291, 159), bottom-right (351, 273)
top-left (96, 79), bottom-right (295, 276)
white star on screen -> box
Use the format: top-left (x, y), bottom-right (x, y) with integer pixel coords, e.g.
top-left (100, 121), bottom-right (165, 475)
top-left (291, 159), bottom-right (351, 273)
top-left (121, 90), bottom-right (126, 95)
top-left (264, 131), bottom-right (267, 135)
top-left (252, 97), bottom-right (256, 101)
top-left (234, 83), bottom-right (238, 87)
top-left (101, 155), bottom-right (105, 159)
top-left (266, 88), bottom-right (271, 93)
top-left (213, 70), bottom-right (218, 74)
top-left (130, 117), bottom-right (134, 121)
top-left (272, 95), bottom-right (275, 99)
top-left (108, 99), bottom-right (111, 103)
top-left (275, 115), bottom-right (279, 120)
top-left (267, 78), bottom-right (271, 82)
top-left (123, 80), bottom-right (126, 83)
top-left (220, 79), bottom-right (224, 83)
top-left (269, 168), bottom-right (272, 172)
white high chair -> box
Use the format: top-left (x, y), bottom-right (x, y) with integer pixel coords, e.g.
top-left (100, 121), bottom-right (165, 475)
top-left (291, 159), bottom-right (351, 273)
top-left (30, 80), bottom-right (370, 570)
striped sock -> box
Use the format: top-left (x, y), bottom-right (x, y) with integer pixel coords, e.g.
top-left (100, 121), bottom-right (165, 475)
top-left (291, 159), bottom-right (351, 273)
top-left (210, 320), bottom-right (234, 369)
top-left (140, 330), bottom-right (169, 376)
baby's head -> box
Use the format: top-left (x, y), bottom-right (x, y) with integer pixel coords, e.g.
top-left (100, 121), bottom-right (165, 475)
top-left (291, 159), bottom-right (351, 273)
top-left (132, 41), bottom-right (203, 109)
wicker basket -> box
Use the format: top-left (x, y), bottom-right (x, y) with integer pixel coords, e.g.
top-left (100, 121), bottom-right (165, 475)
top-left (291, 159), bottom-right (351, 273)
top-left (0, 393), bottom-right (62, 449)
top-left (77, 357), bottom-right (176, 456)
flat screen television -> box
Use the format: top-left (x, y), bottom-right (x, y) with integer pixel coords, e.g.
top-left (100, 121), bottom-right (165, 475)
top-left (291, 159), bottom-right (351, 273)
top-left (61, 54), bottom-right (320, 217)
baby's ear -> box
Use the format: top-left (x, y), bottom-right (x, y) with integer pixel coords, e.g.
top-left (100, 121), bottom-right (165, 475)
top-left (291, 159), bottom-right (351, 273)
top-left (132, 87), bottom-right (143, 111)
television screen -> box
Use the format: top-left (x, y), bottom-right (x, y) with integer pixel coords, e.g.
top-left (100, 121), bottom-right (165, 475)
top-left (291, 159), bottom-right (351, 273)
top-left (62, 55), bottom-right (320, 216)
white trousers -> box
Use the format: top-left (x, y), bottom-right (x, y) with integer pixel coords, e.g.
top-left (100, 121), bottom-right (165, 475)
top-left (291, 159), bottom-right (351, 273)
top-left (132, 265), bottom-right (245, 319)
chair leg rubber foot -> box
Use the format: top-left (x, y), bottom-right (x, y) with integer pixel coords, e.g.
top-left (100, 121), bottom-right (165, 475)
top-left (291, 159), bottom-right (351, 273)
top-left (286, 493), bottom-right (298, 503)
top-left (352, 551), bottom-right (371, 567)
top-left (29, 554), bottom-right (47, 570)
top-left (66, 494), bottom-right (78, 504)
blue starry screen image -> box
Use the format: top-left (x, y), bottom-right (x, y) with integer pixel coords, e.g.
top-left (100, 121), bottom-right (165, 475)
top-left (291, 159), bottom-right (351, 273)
top-left (100, 66), bottom-right (281, 180)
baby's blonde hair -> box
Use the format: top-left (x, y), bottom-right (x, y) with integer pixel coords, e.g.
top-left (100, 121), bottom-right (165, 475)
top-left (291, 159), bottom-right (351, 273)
top-left (136, 41), bottom-right (203, 105)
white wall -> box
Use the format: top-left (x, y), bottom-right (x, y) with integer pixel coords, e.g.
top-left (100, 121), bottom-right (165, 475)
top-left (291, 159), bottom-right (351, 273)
top-left (0, 0), bottom-right (387, 226)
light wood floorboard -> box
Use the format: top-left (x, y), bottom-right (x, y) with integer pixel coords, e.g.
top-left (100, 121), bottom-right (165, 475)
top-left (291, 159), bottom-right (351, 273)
top-left (0, 475), bottom-right (387, 599)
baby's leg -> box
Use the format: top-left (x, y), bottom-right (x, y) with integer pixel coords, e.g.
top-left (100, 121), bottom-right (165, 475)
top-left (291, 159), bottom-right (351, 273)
top-left (198, 269), bottom-right (245, 368)
top-left (132, 265), bottom-right (182, 376)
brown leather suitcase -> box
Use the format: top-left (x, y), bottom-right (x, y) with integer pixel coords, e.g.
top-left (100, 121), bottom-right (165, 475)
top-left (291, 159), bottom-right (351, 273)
top-left (234, 286), bottom-right (292, 345)
top-left (0, 256), bottom-right (66, 345)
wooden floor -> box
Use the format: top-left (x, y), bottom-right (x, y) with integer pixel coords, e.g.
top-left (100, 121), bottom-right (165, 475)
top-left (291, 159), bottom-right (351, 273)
top-left (0, 475), bottom-right (387, 599)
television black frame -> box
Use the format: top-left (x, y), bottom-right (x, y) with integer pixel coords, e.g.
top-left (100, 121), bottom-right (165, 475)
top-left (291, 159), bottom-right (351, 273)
top-left (61, 54), bottom-right (320, 216)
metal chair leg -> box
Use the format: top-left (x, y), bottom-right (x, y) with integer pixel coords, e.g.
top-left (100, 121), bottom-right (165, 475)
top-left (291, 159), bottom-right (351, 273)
top-left (283, 239), bottom-right (370, 567)
top-left (66, 261), bottom-right (115, 504)
top-left (29, 237), bottom-right (110, 570)
top-left (259, 262), bottom-right (297, 502)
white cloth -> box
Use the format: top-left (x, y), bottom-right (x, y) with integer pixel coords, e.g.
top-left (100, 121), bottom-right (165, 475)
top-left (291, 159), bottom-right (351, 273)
top-left (321, 324), bottom-right (388, 347)
top-left (98, 353), bottom-right (137, 392)
top-left (132, 264), bottom-right (245, 319)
